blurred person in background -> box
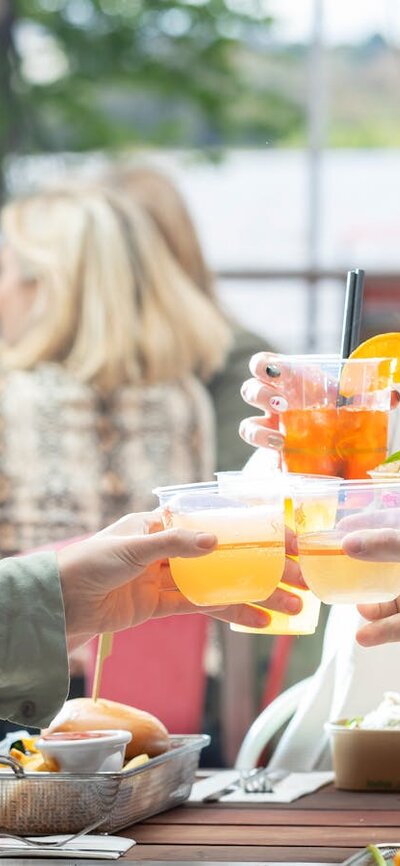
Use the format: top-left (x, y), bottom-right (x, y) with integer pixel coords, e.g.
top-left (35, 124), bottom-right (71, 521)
top-left (0, 185), bottom-right (230, 552)
top-left (0, 184), bottom-right (231, 735)
top-left (104, 163), bottom-right (271, 472)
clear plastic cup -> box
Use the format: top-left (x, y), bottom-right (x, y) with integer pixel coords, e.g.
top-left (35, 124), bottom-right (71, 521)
top-left (294, 478), bottom-right (400, 604)
top-left (217, 471), bottom-right (341, 635)
top-left (153, 480), bottom-right (285, 607)
top-left (265, 353), bottom-right (396, 479)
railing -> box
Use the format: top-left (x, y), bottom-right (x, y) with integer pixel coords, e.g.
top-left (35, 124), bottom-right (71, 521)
top-left (217, 269), bottom-right (400, 350)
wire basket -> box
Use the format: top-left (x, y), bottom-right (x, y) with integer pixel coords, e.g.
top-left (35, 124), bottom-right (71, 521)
top-left (0, 734), bottom-right (209, 836)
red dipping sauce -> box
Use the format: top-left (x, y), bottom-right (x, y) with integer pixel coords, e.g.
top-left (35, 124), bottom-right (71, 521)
top-left (42, 731), bottom-right (112, 741)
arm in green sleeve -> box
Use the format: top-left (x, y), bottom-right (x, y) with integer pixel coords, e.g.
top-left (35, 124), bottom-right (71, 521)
top-left (0, 552), bottom-right (69, 728)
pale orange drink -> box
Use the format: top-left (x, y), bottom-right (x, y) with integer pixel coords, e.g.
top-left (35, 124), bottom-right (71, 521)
top-left (298, 530), bottom-right (400, 604)
top-left (154, 482), bottom-right (285, 606)
top-left (218, 471), bottom-right (340, 635)
top-left (296, 479), bottom-right (400, 604)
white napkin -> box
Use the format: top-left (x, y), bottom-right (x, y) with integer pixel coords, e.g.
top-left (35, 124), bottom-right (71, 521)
top-left (189, 770), bottom-right (333, 804)
top-left (189, 770), bottom-right (240, 802)
top-left (0, 834), bottom-right (136, 859)
top-left (222, 771), bottom-right (334, 803)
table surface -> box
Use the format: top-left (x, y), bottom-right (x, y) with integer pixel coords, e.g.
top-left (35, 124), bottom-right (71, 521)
top-left (120, 783), bottom-right (400, 863)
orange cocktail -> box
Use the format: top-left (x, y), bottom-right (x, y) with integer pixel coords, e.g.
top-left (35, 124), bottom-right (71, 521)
top-left (272, 355), bottom-right (396, 479)
top-left (154, 482), bottom-right (285, 607)
top-left (284, 406), bottom-right (388, 479)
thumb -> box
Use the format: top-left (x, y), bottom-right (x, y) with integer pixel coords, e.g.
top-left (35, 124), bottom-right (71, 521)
top-left (122, 526), bottom-right (217, 569)
top-left (342, 528), bottom-right (400, 562)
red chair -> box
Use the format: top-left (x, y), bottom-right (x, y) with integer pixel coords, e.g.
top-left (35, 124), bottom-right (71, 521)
top-left (86, 617), bottom-right (209, 733)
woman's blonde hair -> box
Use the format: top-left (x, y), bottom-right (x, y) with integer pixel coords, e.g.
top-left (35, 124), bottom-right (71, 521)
top-left (1, 187), bottom-right (231, 390)
top-left (106, 165), bottom-right (218, 303)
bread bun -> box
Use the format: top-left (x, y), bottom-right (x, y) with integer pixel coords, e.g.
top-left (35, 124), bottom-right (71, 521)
top-left (45, 698), bottom-right (170, 759)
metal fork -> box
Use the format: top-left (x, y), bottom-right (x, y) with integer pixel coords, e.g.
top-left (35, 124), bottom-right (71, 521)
top-left (203, 768), bottom-right (288, 801)
top-left (240, 768), bottom-right (288, 794)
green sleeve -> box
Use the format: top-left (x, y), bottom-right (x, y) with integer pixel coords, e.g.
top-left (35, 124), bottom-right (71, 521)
top-left (207, 326), bottom-right (275, 472)
top-left (0, 552), bottom-right (69, 728)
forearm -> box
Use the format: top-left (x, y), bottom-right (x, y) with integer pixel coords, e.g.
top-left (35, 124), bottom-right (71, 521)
top-left (0, 552), bottom-right (69, 727)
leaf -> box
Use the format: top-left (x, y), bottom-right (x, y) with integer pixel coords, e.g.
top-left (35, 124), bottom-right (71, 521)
top-left (1, 0), bottom-right (304, 162)
top-left (344, 717), bottom-right (363, 729)
top-left (383, 451), bottom-right (400, 465)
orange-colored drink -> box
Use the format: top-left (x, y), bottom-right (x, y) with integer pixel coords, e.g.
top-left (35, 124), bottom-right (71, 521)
top-left (154, 482), bottom-right (285, 607)
top-left (266, 353), bottom-right (396, 480)
top-left (283, 406), bottom-right (389, 479)
top-left (168, 503), bottom-right (285, 605)
top-left (169, 527), bottom-right (285, 607)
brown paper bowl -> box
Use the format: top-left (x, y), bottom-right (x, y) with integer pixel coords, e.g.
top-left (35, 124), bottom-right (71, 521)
top-left (326, 720), bottom-right (400, 791)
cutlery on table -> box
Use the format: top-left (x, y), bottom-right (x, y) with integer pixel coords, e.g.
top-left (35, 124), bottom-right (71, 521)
top-left (203, 768), bottom-right (288, 802)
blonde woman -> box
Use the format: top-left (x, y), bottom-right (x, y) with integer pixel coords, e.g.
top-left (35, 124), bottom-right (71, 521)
top-left (105, 164), bottom-right (274, 471)
top-left (0, 186), bottom-right (231, 554)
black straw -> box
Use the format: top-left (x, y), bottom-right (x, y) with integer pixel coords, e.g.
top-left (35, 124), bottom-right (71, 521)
top-left (337, 269), bottom-right (365, 407)
top-left (340, 269), bottom-right (365, 360)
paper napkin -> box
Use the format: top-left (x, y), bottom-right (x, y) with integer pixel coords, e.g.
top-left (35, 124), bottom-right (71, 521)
top-left (0, 834), bottom-right (136, 859)
top-left (221, 771), bottom-right (334, 803)
top-left (189, 769), bottom-right (240, 802)
top-left (189, 770), bottom-right (334, 804)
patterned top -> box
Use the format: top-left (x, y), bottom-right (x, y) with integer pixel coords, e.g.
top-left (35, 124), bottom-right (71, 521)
top-left (0, 364), bottom-right (215, 555)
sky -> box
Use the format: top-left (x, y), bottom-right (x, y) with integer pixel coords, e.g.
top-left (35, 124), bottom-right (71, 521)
top-left (268, 0), bottom-right (400, 45)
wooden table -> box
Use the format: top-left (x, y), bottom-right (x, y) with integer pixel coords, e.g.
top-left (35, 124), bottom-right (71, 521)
top-left (120, 784), bottom-right (400, 863)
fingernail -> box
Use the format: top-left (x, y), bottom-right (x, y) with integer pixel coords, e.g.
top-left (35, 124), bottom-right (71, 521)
top-left (250, 609), bottom-right (271, 628)
top-left (266, 364), bottom-right (281, 378)
top-left (266, 432), bottom-right (284, 449)
top-left (269, 395), bottom-right (288, 412)
top-left (196, 532), bottom-right (217, 549)
top-left (287, 595), bottom-right (302, 614)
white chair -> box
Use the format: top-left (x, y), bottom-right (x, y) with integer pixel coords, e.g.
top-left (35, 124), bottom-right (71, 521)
top-left (235, 676), bottom-right (312, 769)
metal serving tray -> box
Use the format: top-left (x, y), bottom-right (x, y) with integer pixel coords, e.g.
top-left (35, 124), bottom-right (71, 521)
top-left (0, 734), bottom-right (210, 836)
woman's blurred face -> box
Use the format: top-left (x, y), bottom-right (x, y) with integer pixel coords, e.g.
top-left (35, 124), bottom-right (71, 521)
top-left (0, 243), bottom-right (37, 343)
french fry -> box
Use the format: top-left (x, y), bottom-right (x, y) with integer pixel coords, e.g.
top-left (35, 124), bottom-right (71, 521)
top-left (122, 753), bottom-right (150, 772)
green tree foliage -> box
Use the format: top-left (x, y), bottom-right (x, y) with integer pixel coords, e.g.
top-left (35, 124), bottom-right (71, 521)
top-left (0, 0), bottom-right (303, 169)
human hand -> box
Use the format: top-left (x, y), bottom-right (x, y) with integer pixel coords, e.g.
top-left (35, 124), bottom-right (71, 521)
top-left (58, 513), bottom-right (305, 651)
top-left (251, 524), bottom-right (307, 619)
top-left (239, 352), bottom-right (287, 450)
top-left (100, 514), bottom-right (307, 608)
top-left (341, 526), bottom-right (400, 646)
top-left (239, 351), bottom-right (338, 450)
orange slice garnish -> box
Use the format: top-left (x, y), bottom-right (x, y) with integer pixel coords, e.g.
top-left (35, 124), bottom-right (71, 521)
top-left (340, 333), bottom-right (400, 398)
